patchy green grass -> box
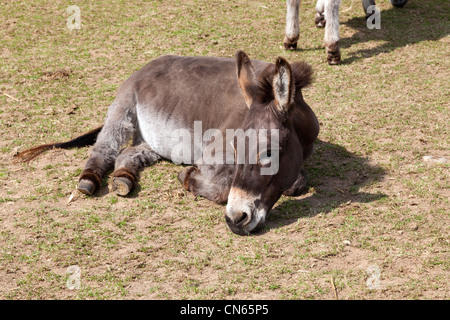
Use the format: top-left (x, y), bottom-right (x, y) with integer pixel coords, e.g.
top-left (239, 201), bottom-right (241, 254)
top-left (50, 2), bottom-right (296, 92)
top-left (0, 0), bottom-right (448, 299)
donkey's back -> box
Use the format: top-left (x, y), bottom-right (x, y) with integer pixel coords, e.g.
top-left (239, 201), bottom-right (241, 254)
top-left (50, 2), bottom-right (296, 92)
top-left (117, 55), bottom-right (272, 160)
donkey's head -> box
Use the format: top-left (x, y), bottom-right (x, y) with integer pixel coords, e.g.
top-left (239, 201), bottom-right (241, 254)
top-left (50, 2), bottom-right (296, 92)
top-left (225, 51), bottom-right (315, 235)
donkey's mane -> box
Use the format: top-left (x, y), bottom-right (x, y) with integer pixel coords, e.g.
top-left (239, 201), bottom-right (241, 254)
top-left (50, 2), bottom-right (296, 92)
top-left (291, 61), bottom-right (314, 90)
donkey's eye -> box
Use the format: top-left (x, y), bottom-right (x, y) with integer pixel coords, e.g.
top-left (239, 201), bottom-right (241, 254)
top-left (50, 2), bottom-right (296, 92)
top-left (258, 151), bottom-right (272, 168)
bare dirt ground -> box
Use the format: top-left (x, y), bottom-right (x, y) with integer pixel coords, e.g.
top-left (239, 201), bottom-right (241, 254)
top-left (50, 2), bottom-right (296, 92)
top-left (0, 0), bottom-right (448, 299)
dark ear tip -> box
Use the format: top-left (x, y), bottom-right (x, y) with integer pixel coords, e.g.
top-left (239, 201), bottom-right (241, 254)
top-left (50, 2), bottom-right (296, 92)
top-left (235, 50), bottom-right (250, 64)
top-left (235, 50), bottom-right (246, 59)
top-left (235, 50), bottom-right (245, 57)
top-left (276, 56), bottom-right (290, 68)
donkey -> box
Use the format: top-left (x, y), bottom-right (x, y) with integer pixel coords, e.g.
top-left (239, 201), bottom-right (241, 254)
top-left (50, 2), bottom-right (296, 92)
top-left (284, 0), bottom-right (409, 64)
top-left (17, 51), bottom-right (319, 235)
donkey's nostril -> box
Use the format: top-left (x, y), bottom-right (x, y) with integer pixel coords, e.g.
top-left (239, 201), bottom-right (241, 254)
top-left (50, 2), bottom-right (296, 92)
top-left (225, 208), bottom-right (254, 235)
top-left (235, 211), bottom-right (248, 225)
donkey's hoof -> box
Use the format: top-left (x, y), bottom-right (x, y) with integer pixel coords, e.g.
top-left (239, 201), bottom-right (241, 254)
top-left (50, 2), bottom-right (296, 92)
top-left (327, 54), bottom-right (341, 65)
top-left (326, 43), bottom-right (341, 65)
top-left (390, 0), bottom-right (408, 7)
top-left (78, 179), bottom-right (96, 196)
top-left (283, 41), bottom-right (297, 51)
top-left (111, 176), bottom-right (133, 196)
top-left (283, 37), bottom-right (298, 51)
top-left (177, 166), bottom-right (199, 191)
top-left (315, 13), bottom-right (326, 28)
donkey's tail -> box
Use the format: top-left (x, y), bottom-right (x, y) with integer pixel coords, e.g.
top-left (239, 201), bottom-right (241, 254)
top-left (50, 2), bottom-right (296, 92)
top-left (15, 126), bottom-right (103, 162)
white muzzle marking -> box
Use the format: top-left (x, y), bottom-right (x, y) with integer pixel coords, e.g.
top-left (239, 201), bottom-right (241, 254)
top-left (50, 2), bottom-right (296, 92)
top-left (226, 187), bottom-right (266, 233)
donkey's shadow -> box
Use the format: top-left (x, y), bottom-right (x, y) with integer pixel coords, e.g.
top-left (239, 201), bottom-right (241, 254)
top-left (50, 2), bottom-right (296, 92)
top-left (339, 2), bottom-right (449, 64)
top-left (258, 139), bottom-right (387, 234)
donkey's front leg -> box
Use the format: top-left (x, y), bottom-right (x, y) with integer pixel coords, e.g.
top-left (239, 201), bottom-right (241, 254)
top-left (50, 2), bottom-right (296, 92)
top-left (284, 0), bottom-right (301, 50)
top-left (111, 142), bottom-right (160, 196)
top-left (283, 168), bottom-right (308, 197)
top-left (178, 165), bottom-right (233, 204)
top-left (323, 0), bottom-right (341, 65)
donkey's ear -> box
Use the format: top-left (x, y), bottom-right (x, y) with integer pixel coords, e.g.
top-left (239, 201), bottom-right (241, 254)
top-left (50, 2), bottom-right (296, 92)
top-left (236, 50), bottom-right (257, 108)
top-left (273, 57), bottom-right (295, 113)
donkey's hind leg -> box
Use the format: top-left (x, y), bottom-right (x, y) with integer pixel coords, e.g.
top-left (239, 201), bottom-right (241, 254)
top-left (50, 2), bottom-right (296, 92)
top-left (284, 0), bottom-right (301, 50)
top-left (78, 96), bottom-right (136, 195)
top-left (111, 141), bottom-right (160, 196)
top-left (323, 0), bottom-right (341, 65)
top-left (178, 165), bottom-right (234, 204)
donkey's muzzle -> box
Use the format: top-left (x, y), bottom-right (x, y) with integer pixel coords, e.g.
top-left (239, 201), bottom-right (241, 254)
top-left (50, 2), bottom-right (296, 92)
top-left (225, 210), bottom-right (251, 235)
top-left (225, 187), bottom-right (266, 235)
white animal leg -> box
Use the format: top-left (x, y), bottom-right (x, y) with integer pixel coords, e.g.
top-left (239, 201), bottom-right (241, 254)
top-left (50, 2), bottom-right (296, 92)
top-left (323, 0), bottom-right (341, 64)
top-left (284, 0), bottom-right (301, 50)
